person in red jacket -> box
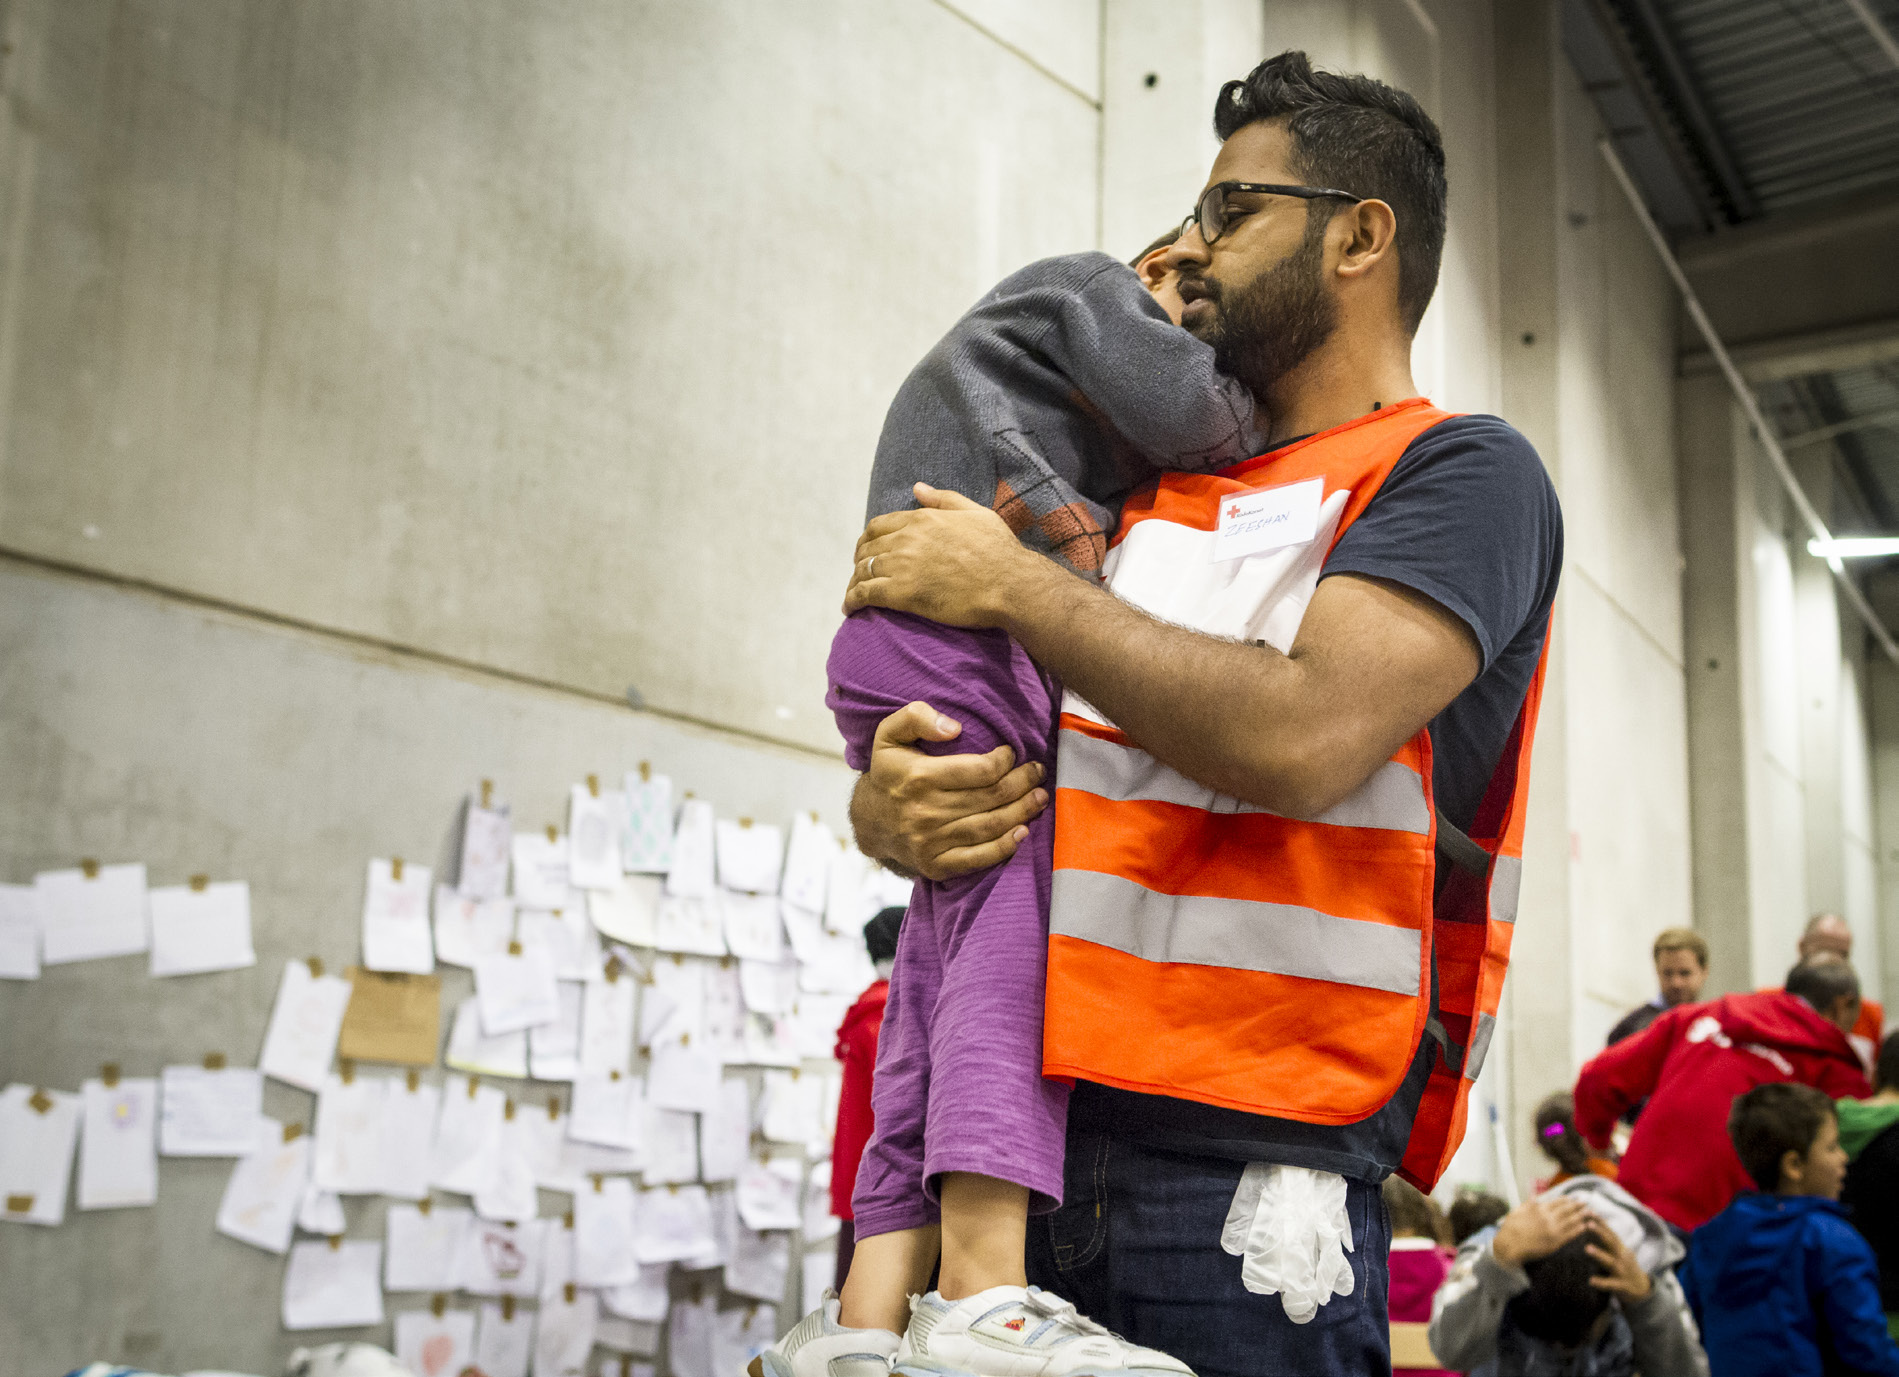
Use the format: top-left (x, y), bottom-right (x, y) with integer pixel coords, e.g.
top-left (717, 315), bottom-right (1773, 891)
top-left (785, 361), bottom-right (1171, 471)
top-left (1575, 959), bottom-right (1870, 1233)
top-left (830, 905), bottom-right (906, 1289)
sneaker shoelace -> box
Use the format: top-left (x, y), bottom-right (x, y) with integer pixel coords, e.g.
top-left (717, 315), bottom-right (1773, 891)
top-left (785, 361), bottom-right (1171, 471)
top-left (1023, 1288), bottom-right (1114, 1341)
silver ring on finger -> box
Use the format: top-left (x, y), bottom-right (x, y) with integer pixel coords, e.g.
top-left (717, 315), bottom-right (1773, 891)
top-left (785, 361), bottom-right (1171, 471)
top-left (867, 555), bottom-right (877, 578)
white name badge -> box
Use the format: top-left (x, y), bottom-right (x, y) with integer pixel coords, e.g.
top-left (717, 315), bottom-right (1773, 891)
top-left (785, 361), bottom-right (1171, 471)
top-left (1211, 477), bottom-right (1324, 562)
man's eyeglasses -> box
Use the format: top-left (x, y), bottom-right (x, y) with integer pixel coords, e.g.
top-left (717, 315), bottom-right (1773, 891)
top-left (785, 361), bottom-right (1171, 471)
top-left (1182, 180), bottom-right (1365, 246)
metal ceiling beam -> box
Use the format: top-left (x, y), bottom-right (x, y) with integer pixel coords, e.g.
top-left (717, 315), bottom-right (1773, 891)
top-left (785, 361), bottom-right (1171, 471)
top-left (1680, 317), bottom-right (1899, 384)
top-left (1782, 403), bottom-right (1899, 450)
top-left (1841, 0), bottom-right (1899, 70)
top-left (1602, 0), bottom-right (1761, 222)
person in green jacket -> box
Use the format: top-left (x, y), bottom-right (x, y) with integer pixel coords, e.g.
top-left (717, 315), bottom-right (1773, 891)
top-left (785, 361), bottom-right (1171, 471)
top-left (1841, 1031), bottom-right (1899, 1336)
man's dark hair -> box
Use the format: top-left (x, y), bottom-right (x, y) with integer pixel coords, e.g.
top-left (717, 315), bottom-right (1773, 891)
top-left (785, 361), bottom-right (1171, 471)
top-left (1786, 957), bottom-right (1859, 1015)
top-left (1507, 1233), bottom-right (1612, 1347)
top-left (1878, 1031), bottom-right (1899, 1093)
top-left (1213, 50), bottom-right (1447, 334)
top-left (1729, 1082), bottom-right (1835, 1192)
top-left (1448, 1189), bottom-right (1510, 1245)
top-left (863, 905), bottom-right (906, 965)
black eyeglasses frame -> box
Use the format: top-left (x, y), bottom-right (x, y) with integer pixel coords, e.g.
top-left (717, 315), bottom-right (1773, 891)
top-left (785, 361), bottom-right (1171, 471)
top-left (1183, 180), bottom-right (1366, 246)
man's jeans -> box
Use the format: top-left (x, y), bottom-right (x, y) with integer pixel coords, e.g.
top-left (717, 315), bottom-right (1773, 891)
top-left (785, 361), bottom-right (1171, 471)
top-left (1025, 1126), bottom-right (1394, 1377)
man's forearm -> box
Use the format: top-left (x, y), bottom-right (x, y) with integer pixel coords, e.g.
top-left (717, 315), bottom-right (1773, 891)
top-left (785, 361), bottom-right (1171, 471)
top-left (997, 561), bottom-right (1337, 815)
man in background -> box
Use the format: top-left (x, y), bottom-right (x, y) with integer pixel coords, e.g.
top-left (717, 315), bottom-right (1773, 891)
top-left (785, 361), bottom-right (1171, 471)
top-left (1607, 928), bottom-right (1708, 1046)
top-left (1799, 913), bottom-right (1885, 1071)
top-left (1575, 960), bottom-right (1870, 1233)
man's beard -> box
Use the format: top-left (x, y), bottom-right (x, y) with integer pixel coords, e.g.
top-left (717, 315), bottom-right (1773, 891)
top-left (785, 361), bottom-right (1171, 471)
top-left (1186, 221), bottom-right (1337, 405)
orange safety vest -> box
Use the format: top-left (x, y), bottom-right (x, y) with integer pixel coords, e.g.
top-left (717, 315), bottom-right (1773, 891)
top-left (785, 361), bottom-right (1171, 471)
top-left (1042, 397), bottom-right (1549, 1191)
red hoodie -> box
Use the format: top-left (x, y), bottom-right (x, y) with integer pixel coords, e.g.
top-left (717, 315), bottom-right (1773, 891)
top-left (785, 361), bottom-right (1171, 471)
top-left (1575, 990), bottom-right (1870, 1230)
top-left (830, 980), bottom-right (889, 1220)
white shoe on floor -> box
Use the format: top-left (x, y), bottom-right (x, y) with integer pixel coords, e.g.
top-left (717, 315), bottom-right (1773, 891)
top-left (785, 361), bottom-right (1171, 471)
top-left (893, 1285), bottom-right (1195, 1377)
top-left (750, 1291), bottom-right (903, 1377)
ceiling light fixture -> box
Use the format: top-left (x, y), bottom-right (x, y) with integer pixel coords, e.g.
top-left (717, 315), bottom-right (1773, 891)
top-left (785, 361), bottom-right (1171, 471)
top-left (1806, 538), bottom-right (1899, 559)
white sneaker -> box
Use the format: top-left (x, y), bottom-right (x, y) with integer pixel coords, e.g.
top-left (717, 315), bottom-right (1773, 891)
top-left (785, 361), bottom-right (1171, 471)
top-left (750, 1291), bottom-right (903, 1377)
top-left (893, 1286), bottom-right (1195, 1377)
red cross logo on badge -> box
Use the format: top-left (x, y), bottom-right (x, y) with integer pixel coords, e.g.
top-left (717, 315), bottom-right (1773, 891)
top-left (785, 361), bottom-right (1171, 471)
top-left (1226, 504), bottom-right (1242, 519)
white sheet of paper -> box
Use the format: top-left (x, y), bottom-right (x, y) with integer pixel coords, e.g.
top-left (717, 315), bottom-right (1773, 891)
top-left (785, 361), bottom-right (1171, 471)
top-left (521, 1102), bottom-right (581, 1193)
top-left (579, 975), bottom-right (636, 1077)
top-left (371, 1078), bottom-right (438, 1201)
top-left (474, 1299), bottom-right (536, 1377)
top-left (699, 1080), bottom-right (751, 1184)
top-left (803, 1247), bottom-right (833, 1312)
top-left (739, 959), bottom-right (799, 1017)
top-left (472, 1108), bottom-right (539, 1223)
top-left (216, 1117), bottom-right (310, 1254)
top-left (720, 893), bottom-right (784, 963)
top-left (715, 820), bottom-right (784, 895)
top-left (574, 1174), bottom-right (640, 1286)
top-left (460, 799), bottom-right (513, 900)
top-left (384, 1201), bottom-right (474, 1289)
top-left (520, 906), bottom-right (601, 983)
top-left (434, 886), bottom-right (516, 968)
top-left (641, 959), bottom-right (704, 1046)
top-left (741, 1012), bottom-right (801, 1069)
top-left (664, 801), bottom-right (717, 899)
top-left (633, 1183), bottom-right (716, 1263)
top-left (529, 981), bottom-right (585, 1081)
top-left (713, 1303), bottom-right (778, 1377)
top-left (535, 1283), bottom-right (600, 1377)
top-left (541, 1214), bottom-right (576, 1294)
top-left (569, 1072), bottom-right (642, 1150)
top-left (823, 843), bottom-right (873, 934)
top-left (563, 1133), bottom-right (642, 1184)
top-left (790, 913), bottom-right (877, 997)
top-left (445, 995), bottom-right (530, 1079)
top-left (621, 772), bottom-right (676, 874)
top-left (569, 785), bottom-right (627, 891)
top-left (395, 1307), bottom-right (477, 1377)
top-left (702, 963), bottom-right (748, 1064)
top-left (726, 1222), bottom-right (790, 1302)
top-left (312, 1074), bottom-right (386, 1194)
top-left (37, 863), bottom-right (148, 964)
top-left (160, 1065), bottom-right (263, 1157)
top-left (0, 884), bottom-right (41, 979)
top-left (596, 1315), bottom-right (662, 1356)
top-left (780, 814), bottom-right (834, 914)
top-left (297, 1181), bottom-right (346, 1235)
top-left (648, 1042), bottom-right (722, 1115)
top-left (761, 1071), bottom-right (826, 1149)
top-left (603, 1260), bottom-right (672, 1323)
top-left (654, 897), bottom-right (725, 957)
top-left (668, 1291), bottom-right (717, 1377)
top-left (644, 1104), bottom-right (699, 1185)
top-left (511, 832), bottom-right (574, 910)
top-left (474, 941), bottom-right (561, 1037)
top-left (802, 1159), bottom-right (838, 1241)
top-left (78, 1077), bottom-right (158, 1210)
top-left (736, 1159), bottom-right (803, 1232)
top-left (362, 858), bottom-right (435, 974)
top-left (788, 995), bottom-right (854, 1061)
top-left (431, 1078), bottom-right (506, 1194)
top-left (589, 873), bottom-right (661, 947)
top-left (282, 1239), bottom-right (384, 1329)
top-left (259, 959), bottom-right (353, 1093)
top-left (460, 1216), bottom-right (546, 1297)
top-left (0, 1084), bottom-right (80, 1226)
top-left (147, 881), bottom-right (255, 977)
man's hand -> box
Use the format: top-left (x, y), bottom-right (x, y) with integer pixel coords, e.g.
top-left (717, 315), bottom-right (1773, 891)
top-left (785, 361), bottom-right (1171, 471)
top-left (1584, 1216), bottom-right (1653, 1301)
top-left (1490, 1195), bottom-right (1592, 1269)
top-left (848, 702), bottom-right (1049, 881)
top-left (844, 484), bottom-right (1059, 627)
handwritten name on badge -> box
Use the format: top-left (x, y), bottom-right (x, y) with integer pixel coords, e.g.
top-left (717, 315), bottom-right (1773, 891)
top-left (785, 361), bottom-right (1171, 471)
top-left (1211, 477), bottom-right (1323, 562)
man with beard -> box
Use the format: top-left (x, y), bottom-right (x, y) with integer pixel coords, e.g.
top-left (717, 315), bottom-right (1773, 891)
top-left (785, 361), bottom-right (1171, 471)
top-left (839, 50), bottom-right (1563, 1376)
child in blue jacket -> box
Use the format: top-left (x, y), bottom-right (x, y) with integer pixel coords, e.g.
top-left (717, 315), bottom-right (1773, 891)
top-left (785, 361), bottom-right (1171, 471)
top-left (1681, 1081), bottom-right (1899, 1376)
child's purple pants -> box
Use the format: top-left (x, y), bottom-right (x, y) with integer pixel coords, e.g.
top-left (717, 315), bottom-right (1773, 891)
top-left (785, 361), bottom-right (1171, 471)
top-left (825, 608), bottom-right (1070, 1238)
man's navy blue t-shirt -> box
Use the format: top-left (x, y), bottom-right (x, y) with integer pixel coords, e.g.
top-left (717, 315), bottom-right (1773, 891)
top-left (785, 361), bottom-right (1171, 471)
top-left (1070, 410), bottom-right (1565, 1180)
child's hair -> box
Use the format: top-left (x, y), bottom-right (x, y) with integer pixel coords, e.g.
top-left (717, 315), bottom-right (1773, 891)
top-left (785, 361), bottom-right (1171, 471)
top-left (1382, 1174), bottom-right (1449, 1245)
top-left (1448, 1189), bottom-right (1511, 1245)
top-left (1128, 227), bottom-right (1181, 269)
top-left (863, 906), bottom-right (906, 965)
top-left (1729, 1082), bottom-right (1836, 1191)
top-left (1879, 1030), bottom-right (1899, 1093)
top-left (1508, 1232), bottom-right (1612, 1346)
top-left (1533, 1091), bottom-right (1591, 1176)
